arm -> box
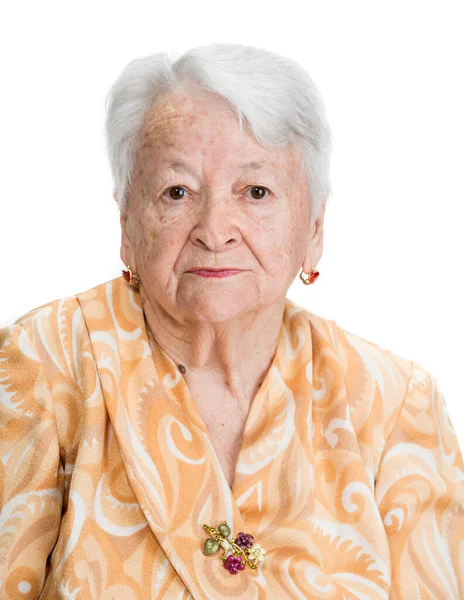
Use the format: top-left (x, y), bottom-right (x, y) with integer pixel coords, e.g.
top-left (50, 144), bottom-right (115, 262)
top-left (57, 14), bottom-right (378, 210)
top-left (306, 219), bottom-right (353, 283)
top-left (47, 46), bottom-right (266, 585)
top-left (374, 361), bottom-right (464, 599)
top-left (0, 323), bottom-right (64, 598)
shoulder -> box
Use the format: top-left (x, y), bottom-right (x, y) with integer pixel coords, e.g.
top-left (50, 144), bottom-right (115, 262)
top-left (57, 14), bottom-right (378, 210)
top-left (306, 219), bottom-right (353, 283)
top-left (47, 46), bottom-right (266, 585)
top-left (1, 276), bottom-right (118, 336)
top-left (288, 301), bottom-right (414, 417)
top-left (300, 307), bottom-right (418, 481)
top-left (1, 293), bottom-right (82, 362)
top-left (299, 304), bottom-right (412, 379)
top-left (328, 317), bottom-right (414, 427)
top-left (0, 277), bottom-right (114, 375)
top-left (332, 318), bottom-right (413, 383)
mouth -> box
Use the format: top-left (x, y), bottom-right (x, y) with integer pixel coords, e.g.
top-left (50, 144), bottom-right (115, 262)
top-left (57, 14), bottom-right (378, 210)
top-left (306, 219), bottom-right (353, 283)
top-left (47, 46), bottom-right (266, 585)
top-left (187, 268), bottom-right (243, 278)
top-left (188, 268), bottom-right (243, 273)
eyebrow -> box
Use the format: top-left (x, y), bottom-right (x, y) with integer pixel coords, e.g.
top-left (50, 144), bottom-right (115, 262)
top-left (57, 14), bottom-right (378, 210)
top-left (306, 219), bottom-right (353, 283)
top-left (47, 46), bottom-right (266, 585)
top-left (238, 161), bottom-right (267, 171)
top-left (161, 159), bottom-right (269, 176)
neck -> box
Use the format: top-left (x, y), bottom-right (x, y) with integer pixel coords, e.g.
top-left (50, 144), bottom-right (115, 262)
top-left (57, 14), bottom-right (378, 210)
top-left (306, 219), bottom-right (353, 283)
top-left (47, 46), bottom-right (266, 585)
top-left (140, 287), bottom-right (286, 411)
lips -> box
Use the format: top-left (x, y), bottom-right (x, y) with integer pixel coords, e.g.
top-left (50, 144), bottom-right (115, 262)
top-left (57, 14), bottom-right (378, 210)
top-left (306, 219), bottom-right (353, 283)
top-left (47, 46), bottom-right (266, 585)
top-left (187, 268), bottom-right (243, 278)
top-left (188, 268), bottom-right (242, 272)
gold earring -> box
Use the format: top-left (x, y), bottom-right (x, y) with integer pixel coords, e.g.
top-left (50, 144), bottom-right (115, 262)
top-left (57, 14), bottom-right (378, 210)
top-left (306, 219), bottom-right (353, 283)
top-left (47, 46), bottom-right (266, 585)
top-left (122, 265), bottom-right (140, 286)
top-left (299, 268), bottom-right (320, 285)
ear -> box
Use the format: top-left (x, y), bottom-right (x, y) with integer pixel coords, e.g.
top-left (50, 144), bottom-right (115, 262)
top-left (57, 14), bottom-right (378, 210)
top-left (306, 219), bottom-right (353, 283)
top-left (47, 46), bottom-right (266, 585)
top-left (302, 202), bottom-right (326, 272)
top-left (120, 212), bottom-right (134, 268)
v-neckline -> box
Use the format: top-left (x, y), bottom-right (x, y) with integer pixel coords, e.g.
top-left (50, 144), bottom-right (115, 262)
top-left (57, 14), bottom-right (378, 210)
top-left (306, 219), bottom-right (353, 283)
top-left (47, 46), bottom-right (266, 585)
top-left (144, 308), bottom-right (288, 497)
top-left (77, 275), bottom-right (316, 597)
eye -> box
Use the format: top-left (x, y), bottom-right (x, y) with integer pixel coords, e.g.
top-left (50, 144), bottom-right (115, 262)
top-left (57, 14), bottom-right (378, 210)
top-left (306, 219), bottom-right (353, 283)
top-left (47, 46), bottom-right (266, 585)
top-left (163, 185), bottom-right (189, 201)
top-left (162, 184), bottom-right (271, 202)
top-left (246, 185), bottom-right (271, 201)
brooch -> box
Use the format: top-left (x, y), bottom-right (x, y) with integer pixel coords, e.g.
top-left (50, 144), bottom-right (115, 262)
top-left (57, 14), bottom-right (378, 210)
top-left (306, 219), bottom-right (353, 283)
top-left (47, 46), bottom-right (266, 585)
top-left (202, 521), bottom-right (266, 575)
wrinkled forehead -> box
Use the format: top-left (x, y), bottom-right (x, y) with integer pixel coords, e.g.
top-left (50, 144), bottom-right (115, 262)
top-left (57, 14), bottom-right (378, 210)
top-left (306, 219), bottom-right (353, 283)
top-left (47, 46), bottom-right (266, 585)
top-left (142, 87), bottom-right (237, 136)
top-left (132, 92), bottom-right (308, 201)
top-left (138, 92), bottom-right (303, 178)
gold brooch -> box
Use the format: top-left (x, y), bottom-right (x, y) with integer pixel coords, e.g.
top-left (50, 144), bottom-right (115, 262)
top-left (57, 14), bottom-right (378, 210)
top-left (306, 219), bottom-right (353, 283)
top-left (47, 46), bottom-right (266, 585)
top-left (202, 521), bottom-right (266, 575)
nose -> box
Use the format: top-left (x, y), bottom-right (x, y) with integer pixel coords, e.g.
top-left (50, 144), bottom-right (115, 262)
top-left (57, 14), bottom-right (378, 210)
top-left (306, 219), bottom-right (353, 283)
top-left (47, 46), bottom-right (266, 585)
top-left (190, 197), bottom-right (241, 252)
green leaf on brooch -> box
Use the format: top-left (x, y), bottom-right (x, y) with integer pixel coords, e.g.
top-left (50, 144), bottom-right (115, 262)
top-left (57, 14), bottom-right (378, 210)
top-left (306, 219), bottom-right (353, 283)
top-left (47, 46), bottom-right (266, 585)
top-left (203, 539), bottom-right (220, 556)
top-left (218, 523), bottom-right (231, 537)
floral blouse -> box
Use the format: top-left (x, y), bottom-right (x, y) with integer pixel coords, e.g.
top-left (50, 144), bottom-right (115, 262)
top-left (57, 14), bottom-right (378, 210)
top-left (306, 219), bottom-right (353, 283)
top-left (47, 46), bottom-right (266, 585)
top-left (1, 275), bottom-right (463, 599)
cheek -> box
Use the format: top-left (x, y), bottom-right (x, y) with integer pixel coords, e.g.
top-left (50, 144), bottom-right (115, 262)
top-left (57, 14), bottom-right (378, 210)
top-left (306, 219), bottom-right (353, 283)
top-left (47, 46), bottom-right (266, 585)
top-left (259, 232), bottom-right (295, 266)
top-left (135, 218), bottom-right (185, 273)
top-left (271, 217), bottom-right (300, 262)
top-left (277, 243), bottom-right (296, 264)
top-left (135, 234), bottom-right (157, 271)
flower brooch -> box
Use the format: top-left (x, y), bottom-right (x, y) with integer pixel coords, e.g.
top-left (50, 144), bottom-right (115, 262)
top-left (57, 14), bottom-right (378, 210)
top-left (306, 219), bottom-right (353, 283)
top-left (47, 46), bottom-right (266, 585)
top-left (202, 521), bottom-right (266, 575)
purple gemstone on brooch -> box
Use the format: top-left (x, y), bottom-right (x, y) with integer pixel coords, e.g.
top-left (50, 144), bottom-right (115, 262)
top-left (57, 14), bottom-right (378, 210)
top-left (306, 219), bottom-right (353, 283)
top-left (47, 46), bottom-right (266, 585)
top-left (235, 531), bottom-right (254, 549)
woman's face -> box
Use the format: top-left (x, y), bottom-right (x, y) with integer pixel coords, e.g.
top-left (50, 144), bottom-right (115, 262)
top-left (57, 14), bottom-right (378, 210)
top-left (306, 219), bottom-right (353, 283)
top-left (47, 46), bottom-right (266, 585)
top-left (120, 87), bottom-right (324, 323)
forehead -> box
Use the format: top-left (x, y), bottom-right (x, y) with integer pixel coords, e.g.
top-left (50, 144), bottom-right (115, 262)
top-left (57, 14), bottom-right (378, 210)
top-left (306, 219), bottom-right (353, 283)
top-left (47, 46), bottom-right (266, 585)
top-left (139, 89), bottom-right (300, 171)
top-left (143, 87), bottom-right (238, 133)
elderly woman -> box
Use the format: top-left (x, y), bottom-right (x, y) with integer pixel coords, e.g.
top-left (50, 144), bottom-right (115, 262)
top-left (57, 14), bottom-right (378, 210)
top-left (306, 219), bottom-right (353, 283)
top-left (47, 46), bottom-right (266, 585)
top-left (1, 43), bottom-right (463, 600)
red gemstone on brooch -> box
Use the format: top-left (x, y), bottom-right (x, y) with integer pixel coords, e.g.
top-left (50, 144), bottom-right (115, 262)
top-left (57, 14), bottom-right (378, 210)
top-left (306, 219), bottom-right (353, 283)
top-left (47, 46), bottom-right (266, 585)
top-left (224, 554), bottom-right (245, 574)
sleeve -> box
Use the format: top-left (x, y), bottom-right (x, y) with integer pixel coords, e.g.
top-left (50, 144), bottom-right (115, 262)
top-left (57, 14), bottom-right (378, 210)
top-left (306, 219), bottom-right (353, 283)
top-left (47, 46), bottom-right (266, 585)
top-left (0, 322), bottom-right (64, 598)
top-left (374, 360), bottom-right (464, 599)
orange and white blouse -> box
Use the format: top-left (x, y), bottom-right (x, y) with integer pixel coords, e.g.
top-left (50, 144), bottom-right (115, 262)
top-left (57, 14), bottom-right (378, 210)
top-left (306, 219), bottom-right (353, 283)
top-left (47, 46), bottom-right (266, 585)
top-left (1, 274), bottom-right (463, 599)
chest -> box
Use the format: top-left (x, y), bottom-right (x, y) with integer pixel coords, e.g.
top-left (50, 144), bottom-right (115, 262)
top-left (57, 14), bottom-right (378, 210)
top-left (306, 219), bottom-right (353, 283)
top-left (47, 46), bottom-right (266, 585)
top-left (186, 381), bottom-right (252, 488)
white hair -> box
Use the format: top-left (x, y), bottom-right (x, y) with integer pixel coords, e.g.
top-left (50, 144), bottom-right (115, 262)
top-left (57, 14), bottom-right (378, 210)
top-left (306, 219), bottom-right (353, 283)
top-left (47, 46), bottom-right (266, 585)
top-left (104, 43), bottom-right (332, 221)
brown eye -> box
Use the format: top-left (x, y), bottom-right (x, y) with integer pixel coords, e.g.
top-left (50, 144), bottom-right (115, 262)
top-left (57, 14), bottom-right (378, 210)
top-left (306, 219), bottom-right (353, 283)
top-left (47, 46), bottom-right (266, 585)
top-left (247, 186), bottom-right (270, 201)
top-left (165, 185), bottom-right (188, 201)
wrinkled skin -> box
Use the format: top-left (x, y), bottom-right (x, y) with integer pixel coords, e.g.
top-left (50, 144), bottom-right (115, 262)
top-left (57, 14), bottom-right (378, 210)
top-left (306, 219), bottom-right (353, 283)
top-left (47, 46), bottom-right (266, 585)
top-left (120, 85), bottom-right (325, 411)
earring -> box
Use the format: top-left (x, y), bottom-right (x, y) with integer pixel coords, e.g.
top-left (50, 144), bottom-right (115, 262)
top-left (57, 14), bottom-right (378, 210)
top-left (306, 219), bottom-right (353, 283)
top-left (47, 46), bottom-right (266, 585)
top-left (122, 265), bottom-right (140, 286)
top-left (299, 268), bottom-right (319, 285)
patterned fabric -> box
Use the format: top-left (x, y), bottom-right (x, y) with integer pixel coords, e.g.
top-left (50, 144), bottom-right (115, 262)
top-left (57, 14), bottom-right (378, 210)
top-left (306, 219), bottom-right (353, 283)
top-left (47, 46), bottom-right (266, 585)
top-left (1, 275), bottom-right (463, 599)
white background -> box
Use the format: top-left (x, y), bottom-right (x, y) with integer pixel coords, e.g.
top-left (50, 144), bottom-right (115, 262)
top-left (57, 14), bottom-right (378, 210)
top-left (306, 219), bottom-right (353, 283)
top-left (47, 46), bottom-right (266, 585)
top-left (1, 2), bottom-right (463, 447)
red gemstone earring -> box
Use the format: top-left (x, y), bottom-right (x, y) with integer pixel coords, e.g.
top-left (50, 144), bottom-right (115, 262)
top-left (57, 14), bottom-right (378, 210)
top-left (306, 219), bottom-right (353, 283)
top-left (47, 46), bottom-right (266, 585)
top-left (299, 268), bottom-right (319, 285)
top-left (122, 265), bottom-right (140, 287)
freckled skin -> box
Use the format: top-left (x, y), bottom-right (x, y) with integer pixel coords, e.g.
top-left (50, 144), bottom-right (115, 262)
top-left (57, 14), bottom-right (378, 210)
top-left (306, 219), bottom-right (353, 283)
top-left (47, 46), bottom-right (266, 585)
top-left (119, 86), bottom-right (325, 411)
